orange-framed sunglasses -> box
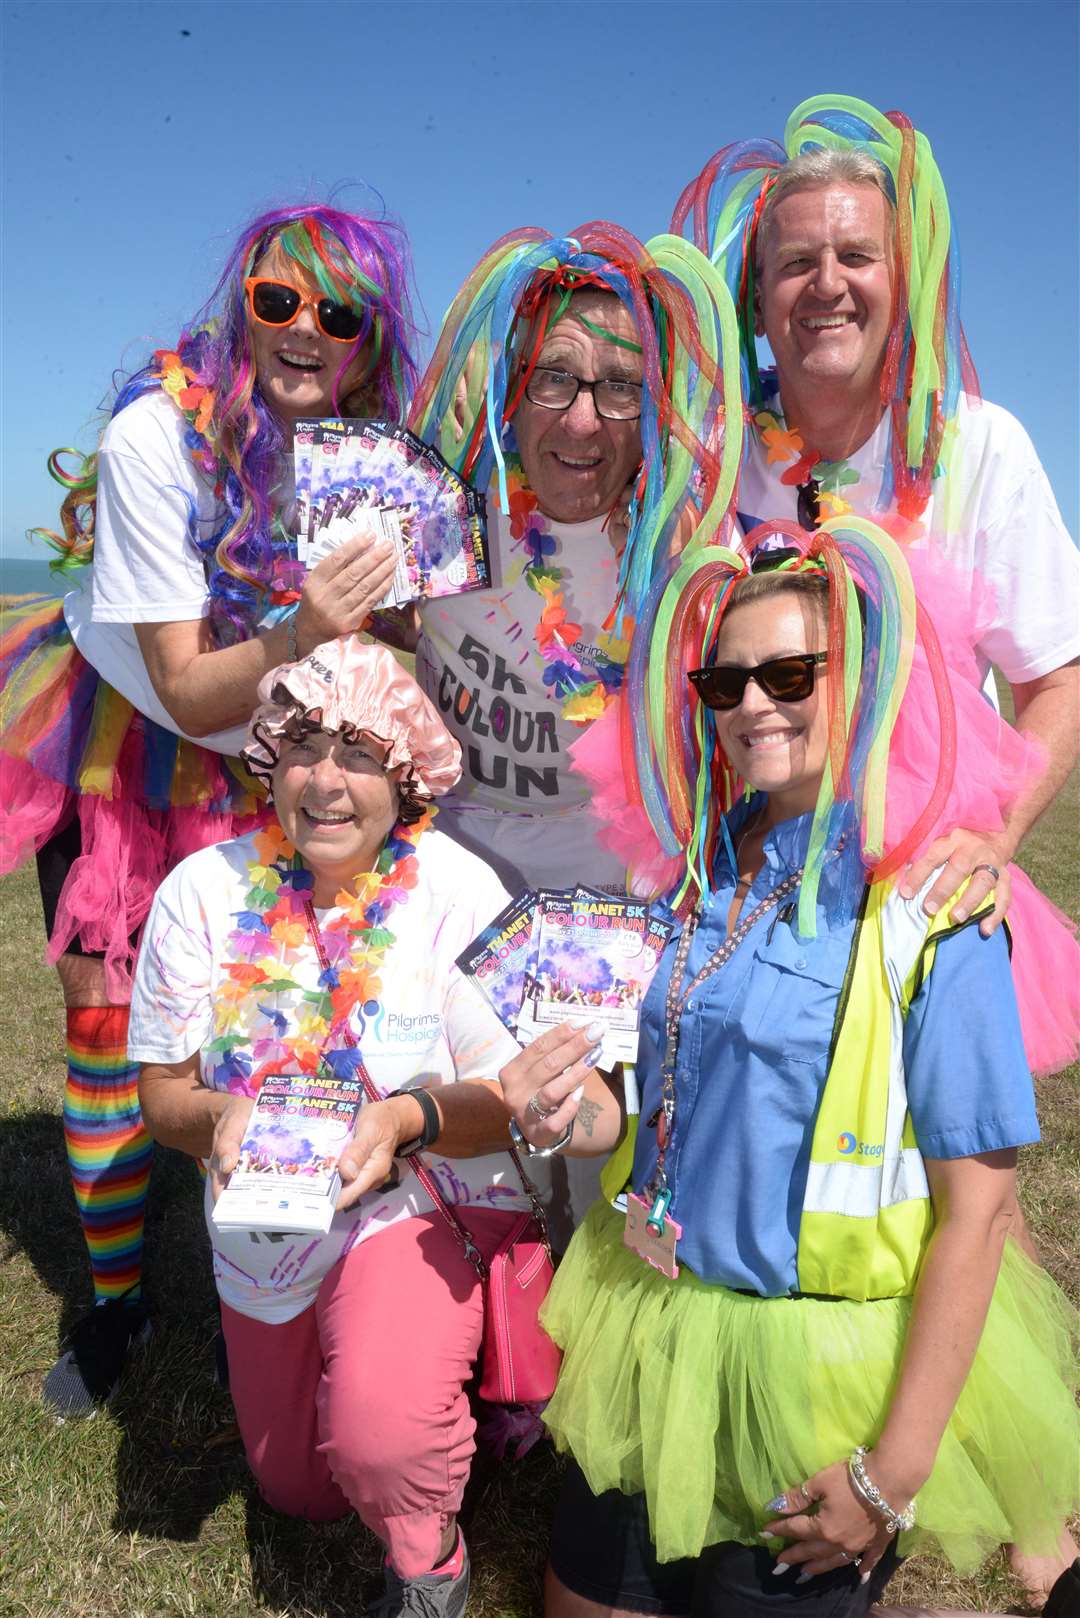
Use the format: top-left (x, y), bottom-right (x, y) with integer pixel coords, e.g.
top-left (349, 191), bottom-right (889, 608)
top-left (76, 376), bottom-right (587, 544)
top-left (244, 277), bottom-right (365, 344)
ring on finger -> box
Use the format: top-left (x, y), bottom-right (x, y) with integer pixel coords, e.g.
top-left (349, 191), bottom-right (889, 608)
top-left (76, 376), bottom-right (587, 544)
top-left (527, 1092), bottom-right (553, 1121)
top-left (971, 862), bottom-right (1001, 881)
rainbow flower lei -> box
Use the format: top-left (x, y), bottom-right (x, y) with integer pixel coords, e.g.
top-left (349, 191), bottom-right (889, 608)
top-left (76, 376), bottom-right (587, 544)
top-left (204, 810), bottom-right (433, 1096)
top-left (504, 456), bottom-right (631, 726)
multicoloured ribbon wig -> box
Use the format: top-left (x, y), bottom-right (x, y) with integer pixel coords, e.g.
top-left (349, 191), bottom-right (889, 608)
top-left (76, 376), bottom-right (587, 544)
top-left (671, 95), bottom-right (980, 523)
top-left (407, 222), bottom-right (743, 632)
top-left (616, 516), bottom-right (956, 934)
top-left (30, 204), bottom-right (420, 646)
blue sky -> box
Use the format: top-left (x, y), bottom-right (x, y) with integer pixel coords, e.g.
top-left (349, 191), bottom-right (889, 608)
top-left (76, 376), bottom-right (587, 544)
top-left (3, 0), bottom-right (1077, 560)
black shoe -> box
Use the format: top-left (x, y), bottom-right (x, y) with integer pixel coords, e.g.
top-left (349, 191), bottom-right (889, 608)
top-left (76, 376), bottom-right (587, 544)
top-left (42, 1293), bottom-right (151, 1417)
top-left (1044, 1559), bottom-right (1080, 1618)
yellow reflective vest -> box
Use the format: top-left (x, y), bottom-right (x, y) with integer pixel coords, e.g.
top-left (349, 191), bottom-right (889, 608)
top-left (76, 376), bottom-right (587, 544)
top-left (605, 877), bottom-right (993, 1302)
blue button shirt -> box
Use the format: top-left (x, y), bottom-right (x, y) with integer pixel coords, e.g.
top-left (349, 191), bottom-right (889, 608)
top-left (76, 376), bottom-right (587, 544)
top-left (631, 801), bottom-right (1039, 1296)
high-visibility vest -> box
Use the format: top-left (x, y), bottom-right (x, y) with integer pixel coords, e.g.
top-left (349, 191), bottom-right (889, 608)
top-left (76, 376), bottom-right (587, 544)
top-left (603, 877), bottom-right (993, 1302)
top-left (795, 879), bottom-right (990, 1300)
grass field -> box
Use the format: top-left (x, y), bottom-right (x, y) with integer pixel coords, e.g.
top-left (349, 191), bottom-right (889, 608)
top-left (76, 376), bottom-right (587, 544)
top-left (1, 753), bottom-right (1076, 1617)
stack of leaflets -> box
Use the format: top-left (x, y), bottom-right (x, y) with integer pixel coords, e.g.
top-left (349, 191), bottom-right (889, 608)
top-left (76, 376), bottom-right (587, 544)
top-left (212, 1072), bottom-right (364, 1235)
top-left (293, 419), bottom-right (489, 607)
top-left (457, 888), bottom-right (674, 1067)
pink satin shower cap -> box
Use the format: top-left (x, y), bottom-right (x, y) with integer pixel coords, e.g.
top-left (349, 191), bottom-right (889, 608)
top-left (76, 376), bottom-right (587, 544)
top-left (242, 635), bottom-right (462, 801)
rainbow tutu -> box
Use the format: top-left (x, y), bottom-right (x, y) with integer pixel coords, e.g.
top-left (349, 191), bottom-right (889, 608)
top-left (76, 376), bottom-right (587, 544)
top-left (0, 596), bottom-right (268, 997)
top-left (541, 1199), bottom-right (1080, 1573)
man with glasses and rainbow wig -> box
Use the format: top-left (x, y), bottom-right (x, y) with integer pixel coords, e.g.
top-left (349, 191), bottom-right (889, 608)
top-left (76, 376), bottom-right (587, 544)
top-left (367, 224), bottom-right (743, 1236)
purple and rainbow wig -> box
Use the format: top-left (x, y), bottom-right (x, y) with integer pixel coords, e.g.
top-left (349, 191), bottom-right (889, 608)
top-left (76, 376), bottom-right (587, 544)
top-left (34, 203), bottom-right (420, 645)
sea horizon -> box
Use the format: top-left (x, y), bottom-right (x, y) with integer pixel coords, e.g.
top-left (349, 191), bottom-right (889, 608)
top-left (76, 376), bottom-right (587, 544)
top-left (0, 555), bottom-right (71, 600)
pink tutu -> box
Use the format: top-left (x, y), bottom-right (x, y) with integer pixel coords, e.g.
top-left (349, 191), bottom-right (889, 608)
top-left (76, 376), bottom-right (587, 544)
top-left (570, 555), bottom-right (1080, 1077)
top-left (1, 596), bottom-right (269, 999)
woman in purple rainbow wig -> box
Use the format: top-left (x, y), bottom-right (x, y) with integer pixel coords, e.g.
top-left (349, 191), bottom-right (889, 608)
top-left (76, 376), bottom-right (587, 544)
top-left (0, 201), bottom-right (419, 1415)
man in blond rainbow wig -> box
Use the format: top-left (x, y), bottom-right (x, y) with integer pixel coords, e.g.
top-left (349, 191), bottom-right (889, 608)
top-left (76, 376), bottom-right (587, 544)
top-left (673, 94), bottom-right (1079, 948)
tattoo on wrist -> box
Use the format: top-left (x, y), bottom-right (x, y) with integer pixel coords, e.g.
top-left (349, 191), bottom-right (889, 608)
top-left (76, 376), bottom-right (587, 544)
top-left (577, 1098), bottom-right (603, 1137)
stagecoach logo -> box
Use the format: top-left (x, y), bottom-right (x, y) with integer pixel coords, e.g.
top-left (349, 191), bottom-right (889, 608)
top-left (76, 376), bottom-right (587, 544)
top-left (836, 1132), bottom-right (885, 1159)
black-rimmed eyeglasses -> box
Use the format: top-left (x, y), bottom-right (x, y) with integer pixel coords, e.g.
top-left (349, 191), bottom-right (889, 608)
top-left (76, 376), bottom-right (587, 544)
top-left (524, 366), bottom-right (643, 420)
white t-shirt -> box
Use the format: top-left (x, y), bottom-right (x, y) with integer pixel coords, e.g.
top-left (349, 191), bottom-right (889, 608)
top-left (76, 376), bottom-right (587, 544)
top-left (415, 500), bottom-right (630, 893)
top-left (128, 825), bottom-right (527, 1322)
top-left (63, 390), bottom-right (287, 756)
top-left (738, 388), bottom-right (1080, 687)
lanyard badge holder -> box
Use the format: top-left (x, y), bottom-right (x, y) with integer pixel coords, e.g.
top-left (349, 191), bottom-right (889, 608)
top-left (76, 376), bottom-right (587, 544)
top-left (623, 867), bottom-right (804, 1282)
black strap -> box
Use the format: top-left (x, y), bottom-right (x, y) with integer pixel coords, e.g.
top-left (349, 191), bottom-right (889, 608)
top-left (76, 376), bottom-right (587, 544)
top-left (301, 898), bottom-right (550, 1279)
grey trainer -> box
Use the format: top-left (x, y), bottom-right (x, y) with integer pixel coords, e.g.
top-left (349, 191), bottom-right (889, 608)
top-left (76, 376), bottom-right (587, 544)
top-left (370, 1533), bottom-right (470, 1618)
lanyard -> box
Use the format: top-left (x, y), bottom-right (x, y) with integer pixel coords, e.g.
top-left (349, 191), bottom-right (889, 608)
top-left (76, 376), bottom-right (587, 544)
top-left (649, 866), bottom-right (804, 1204)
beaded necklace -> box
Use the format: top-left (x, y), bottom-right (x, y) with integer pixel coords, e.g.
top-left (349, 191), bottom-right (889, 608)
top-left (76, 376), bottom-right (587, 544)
top-left (203, 809), bottom-right (433, 1096)
top-left (503, 455), bottom-right (630, 726)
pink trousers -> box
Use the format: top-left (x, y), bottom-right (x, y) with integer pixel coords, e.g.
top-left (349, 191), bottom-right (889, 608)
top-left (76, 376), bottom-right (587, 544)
top-left (221, 1205), bottom-right (519, 1577)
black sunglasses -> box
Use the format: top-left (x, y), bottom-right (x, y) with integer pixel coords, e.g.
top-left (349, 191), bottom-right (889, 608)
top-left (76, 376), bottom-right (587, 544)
top-left (245, 277), bottom-right (364, 343)
top-left (688, 653), bottom-right (828, 710)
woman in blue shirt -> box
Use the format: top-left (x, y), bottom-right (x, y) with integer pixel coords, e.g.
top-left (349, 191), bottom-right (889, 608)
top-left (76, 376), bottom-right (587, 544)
top-left (499, 522), bottom-right (1079, 1617)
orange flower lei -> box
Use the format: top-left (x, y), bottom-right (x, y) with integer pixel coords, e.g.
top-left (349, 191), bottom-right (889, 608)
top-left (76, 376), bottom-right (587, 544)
top-left (505, 457), bottom-right (630, 726)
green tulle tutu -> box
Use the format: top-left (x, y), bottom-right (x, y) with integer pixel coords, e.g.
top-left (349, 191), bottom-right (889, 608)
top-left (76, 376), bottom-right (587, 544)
top-left (541, 1200), bottom-right (1079, 1572)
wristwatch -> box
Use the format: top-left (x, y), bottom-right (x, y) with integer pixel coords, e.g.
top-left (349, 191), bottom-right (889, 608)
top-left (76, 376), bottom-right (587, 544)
top-left (509, 1117), bottom-right (574, 1157)
top-left (396, 1086), bottom-right (441, 1159)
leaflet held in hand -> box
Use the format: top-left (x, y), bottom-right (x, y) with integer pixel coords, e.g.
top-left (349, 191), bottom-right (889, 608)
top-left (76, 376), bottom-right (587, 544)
top-left (294, 419), bottom-right (489, 607)
top-left (211, 1072), bottom-right (363, 1235)
top-left (456, 889), bottom-right (673, 1066)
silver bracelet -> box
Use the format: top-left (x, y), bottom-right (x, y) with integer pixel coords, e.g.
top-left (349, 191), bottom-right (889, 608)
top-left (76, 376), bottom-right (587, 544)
top-left (286, 612), bottom-right (299, 663)
top-left (509, 1117), bottom-right (574, 1157)
top-left (848, 1447), bottom-right (916, 1535)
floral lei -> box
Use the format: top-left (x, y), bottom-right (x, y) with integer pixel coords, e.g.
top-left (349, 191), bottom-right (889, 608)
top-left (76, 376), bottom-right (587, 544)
top-left (155, 349), bottom-right (305, 620)
top-left (203, 810), bottom-right (433, 1096)
top-left (753, 377), bottom-right (924, 544)
top-left (503, 454), bottom-right (631, 726)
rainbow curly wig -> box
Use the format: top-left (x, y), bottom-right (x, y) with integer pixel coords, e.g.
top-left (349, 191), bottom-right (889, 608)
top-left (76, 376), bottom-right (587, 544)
top-left (32, 204), bottom-right (419, 645)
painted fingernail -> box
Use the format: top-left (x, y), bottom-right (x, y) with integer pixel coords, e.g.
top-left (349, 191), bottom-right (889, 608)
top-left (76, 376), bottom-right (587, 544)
top-left (860, 1571), bottom-right (871, 1586)
top-left (796, 1571), bottom-right (812, 1585)
top-left (771, 1564), bottom-right (789, 1577)
top-left (764, 1495), bottom-right (787, 1513)
top-left (585, 1044), bottom-right (603, 1068)
top-left (585, 1019), bottom-right (605, 1040)
top-left (572, 1084), bottom-right (585, 1102)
